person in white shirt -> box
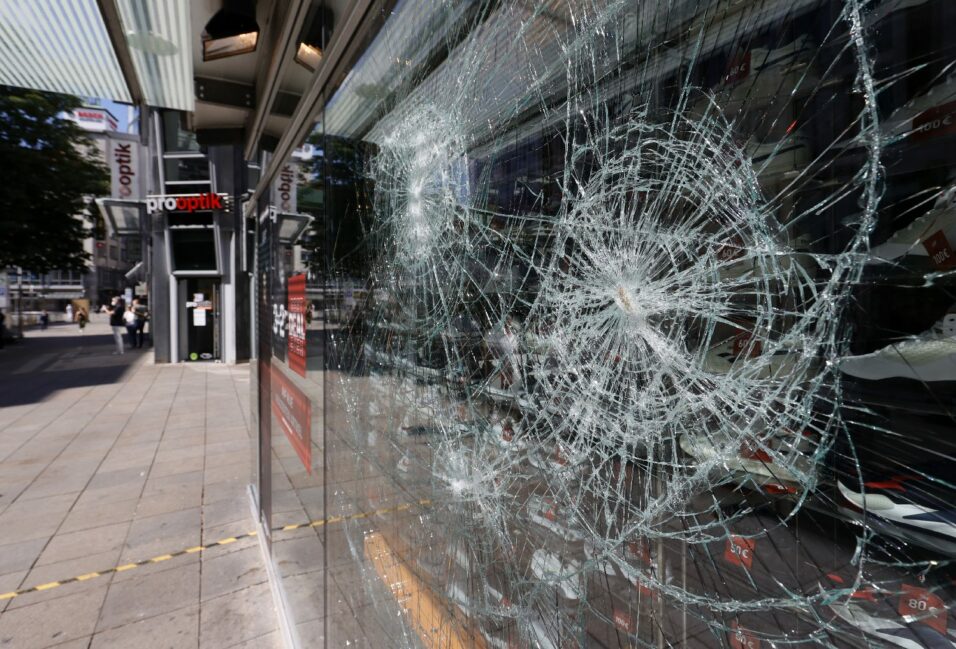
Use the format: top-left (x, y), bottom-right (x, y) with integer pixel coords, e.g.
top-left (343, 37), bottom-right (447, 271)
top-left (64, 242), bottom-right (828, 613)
top-left (123, 306), bottom-right (137, 350)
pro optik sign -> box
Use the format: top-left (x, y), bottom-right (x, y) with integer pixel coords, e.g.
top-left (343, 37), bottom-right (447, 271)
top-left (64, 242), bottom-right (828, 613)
top-left (146, 193), bottom-right (229, 214)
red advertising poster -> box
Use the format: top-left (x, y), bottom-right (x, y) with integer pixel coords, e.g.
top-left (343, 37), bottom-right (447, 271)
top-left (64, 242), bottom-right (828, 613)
top-left (287, 273), bottom-right (307, 377)
top-left (270, 366), bottom-right (312, 473)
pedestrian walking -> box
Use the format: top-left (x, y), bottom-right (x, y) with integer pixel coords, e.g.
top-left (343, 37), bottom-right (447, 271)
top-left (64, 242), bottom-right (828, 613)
top-left (132, 298), bottom-right (148, 348)
top-left (65, 303), bottom-right (73, 323)
top-left (123, 305), bottom-right (137, 349)
top-left (109, 297), bottom-right (125, 354)
top-left (40, 310), bottom-right (49, 330)
top-left (77, 309), bottom-right (88, 333)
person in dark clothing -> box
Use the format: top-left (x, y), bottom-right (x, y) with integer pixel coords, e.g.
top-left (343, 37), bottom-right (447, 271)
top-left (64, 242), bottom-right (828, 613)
top-left (0, 309), bottom-right (5, 349)
top-left (40, 310), bottom-right (49, 329)
top-left (132, 298), bottom-right (148, 348)
top-left (109, 297), bottom-right (126, 354)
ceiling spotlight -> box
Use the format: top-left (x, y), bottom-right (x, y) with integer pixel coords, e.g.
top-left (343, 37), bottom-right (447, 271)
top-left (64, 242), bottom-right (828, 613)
top-left (294, 5), bottom-right (333, 72)
top-left (203, 0), bottom-right (259, 61)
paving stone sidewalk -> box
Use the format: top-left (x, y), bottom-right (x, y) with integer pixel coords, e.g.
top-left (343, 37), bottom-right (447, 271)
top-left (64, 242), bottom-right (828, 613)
top-left (0, 320), bottom-right (280, 649)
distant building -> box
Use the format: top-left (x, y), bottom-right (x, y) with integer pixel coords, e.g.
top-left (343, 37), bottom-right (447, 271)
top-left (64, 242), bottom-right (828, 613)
top-left (7, 105), bottom-right (141, 319)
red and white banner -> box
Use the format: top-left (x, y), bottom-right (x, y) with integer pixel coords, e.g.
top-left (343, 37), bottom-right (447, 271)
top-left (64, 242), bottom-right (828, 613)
top-left (287, 273), bottom-right (307, 377)
top-left (270, 367), bottom-right (312, 473)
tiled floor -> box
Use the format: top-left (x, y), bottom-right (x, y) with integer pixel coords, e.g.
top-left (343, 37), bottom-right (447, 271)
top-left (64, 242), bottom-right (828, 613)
top-left (0, 320), bottom-right (280, 649)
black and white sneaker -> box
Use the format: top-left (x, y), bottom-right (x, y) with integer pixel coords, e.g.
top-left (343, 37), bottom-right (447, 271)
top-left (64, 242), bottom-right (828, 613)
top-left (837, 467), bottom-right (956, 542)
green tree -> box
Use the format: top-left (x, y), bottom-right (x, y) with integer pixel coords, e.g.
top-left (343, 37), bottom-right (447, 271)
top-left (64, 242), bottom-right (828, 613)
top-left (0, 87), bottom-right (109, 272)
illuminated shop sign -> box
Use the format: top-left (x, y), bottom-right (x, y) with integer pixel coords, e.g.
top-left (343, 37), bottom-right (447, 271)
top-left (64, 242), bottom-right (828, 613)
top-left (110, 142), bottom-right (140, 199)
top-left (68, 107), bottom-right (118, 132)
top-left (145, 192), bottom-right (227, 214)
top-left (272, 163), bottom-right (298, 212)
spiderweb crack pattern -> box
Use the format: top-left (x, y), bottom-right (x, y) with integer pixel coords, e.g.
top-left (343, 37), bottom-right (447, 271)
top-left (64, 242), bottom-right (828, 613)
top-left (320, 0), bottom-right (956, 646)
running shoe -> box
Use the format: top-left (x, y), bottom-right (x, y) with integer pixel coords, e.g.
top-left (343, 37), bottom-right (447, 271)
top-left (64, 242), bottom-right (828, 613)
top-left (838, 311), bottom-right (956, 381)
top-left (870, 186), bottom-right (956, 267)
top-left (826, 580), bottom-right (956, 649)
top-left (833, 69), bottom-right (956, 150)
top-left (885, 71), bottom-right (956, 144)
top-left (529, 549), bottom-right (582, 601)
top-left (703, 335), bottom-right (807, 378)
top-left (837, 469), bottom-right (956, 541)
top-left (692, 35), bottom-right (818, 117)
top-left (527, 497), bottom-right (585, 542)
top-left (680, 428), bottom-right (816, 492)
top-left (863, 0), bottom-right (932, 28)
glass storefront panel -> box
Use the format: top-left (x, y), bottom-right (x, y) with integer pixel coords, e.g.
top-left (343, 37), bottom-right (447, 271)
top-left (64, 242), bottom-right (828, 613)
top-left (257, 0), bottom-right (956, 646)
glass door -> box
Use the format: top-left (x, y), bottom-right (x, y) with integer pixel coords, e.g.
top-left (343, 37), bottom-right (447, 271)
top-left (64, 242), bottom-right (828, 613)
top-left (183, 277), bottom-right (219, 361)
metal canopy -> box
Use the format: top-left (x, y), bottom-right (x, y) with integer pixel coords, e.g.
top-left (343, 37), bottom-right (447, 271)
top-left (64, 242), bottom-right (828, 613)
top-left (0, 0), bottom-right (131, 102)
top-left (0, 0), bottom-right (193, 111)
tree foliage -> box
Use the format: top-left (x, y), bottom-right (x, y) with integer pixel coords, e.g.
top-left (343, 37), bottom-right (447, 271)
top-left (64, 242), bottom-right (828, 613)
top-left (0, 87), bottom-right (109, 272)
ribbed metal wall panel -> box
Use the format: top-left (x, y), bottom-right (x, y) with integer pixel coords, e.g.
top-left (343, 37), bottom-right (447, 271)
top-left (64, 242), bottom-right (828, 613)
top-left (115, 0), bottom-right (193, 111)
top-left (0, 0), bottom-right (131, 101)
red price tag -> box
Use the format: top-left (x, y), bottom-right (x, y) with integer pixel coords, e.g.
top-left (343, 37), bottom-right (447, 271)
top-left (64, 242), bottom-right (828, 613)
top-left (739, 438), bottom-right (771, 463)
top-left (912, 100), bottom-right (956, 141)
top-left (732, 330), bottom-right (762, 358)
top-left (899, 584), bottom-right (948, 635)
top-left (724, 536), bottom-right (755, 570)
top-left (717, 234), bottom-right (746, 262)
top-left (724, 51), bottom-right (751, 85)
top-left (626, 540), bottom-right (651, 565)
top-left (729, 621), bottom-right (761, 649)
top-left (613, 608), bottom-right (636, 634)
top-left (922, 231), bottom-right (956, 270)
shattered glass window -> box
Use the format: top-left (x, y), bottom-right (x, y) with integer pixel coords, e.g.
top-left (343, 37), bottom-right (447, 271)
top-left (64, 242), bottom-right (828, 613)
top-left (263, 0), bottom-right (956, 646)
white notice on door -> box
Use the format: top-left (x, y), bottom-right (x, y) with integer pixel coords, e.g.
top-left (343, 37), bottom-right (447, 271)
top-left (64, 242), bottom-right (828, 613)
top-left (193, 309), bottom-right (207, 326)
top-left (193, 293), bottom-right (204, 303)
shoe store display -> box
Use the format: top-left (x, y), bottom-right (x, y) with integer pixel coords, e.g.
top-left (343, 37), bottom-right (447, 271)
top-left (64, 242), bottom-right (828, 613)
top-left (870, 186), bottom-right (956, 267)
top-left (837, 471), bottom-right (956, 542)
top-left (838, 311), bottom-right (956, 381)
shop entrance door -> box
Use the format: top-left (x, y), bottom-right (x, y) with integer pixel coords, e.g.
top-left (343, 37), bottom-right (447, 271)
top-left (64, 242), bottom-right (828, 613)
top-left (182, 278), bottom-right (220, 361)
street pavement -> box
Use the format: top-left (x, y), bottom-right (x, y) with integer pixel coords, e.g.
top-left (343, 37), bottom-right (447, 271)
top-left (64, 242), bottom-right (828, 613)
top-left (0, 318), bottom-right (280, 648)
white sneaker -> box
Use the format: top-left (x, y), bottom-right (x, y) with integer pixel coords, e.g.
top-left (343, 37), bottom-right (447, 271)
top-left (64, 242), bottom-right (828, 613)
top-left (747, 130), bottom-right (812, 178)
top-left (724, 35), bottom-right (819, 109)
top-left (529, 549), bottom-right (582, 601)
top-left (703, 336), bottom-right (808, 378)
top-left (862, 0), bottom-right (932, 28)
top-left (691, 35), bottom-right (818, 117)
top-left (833, 69), bottom-right (956, 151)
top-left (839, 312), bottom-right (956, 381)
top-left (679, 430), bottom-right (814, 489)
top-left (870, 186), bottom-right (956, 267)
top-left (884, 72), bottom-right (956, 144)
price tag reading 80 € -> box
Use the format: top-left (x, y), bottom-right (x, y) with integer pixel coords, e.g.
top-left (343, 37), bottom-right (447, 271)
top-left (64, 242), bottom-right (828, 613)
top-left (899, 583), bottom-right (948, 635)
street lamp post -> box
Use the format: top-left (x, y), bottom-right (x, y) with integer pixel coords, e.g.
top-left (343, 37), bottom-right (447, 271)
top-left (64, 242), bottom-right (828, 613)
top-left (16, 266), bottom-right (23, 338)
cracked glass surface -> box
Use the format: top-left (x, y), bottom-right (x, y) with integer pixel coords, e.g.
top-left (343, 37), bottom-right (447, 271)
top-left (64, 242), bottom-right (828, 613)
top-left (295, 0), bottom-right (956, 646)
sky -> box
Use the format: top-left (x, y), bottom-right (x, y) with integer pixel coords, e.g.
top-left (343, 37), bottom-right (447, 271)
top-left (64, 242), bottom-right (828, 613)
top-left (81, 96), bottom-right (138, 134)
